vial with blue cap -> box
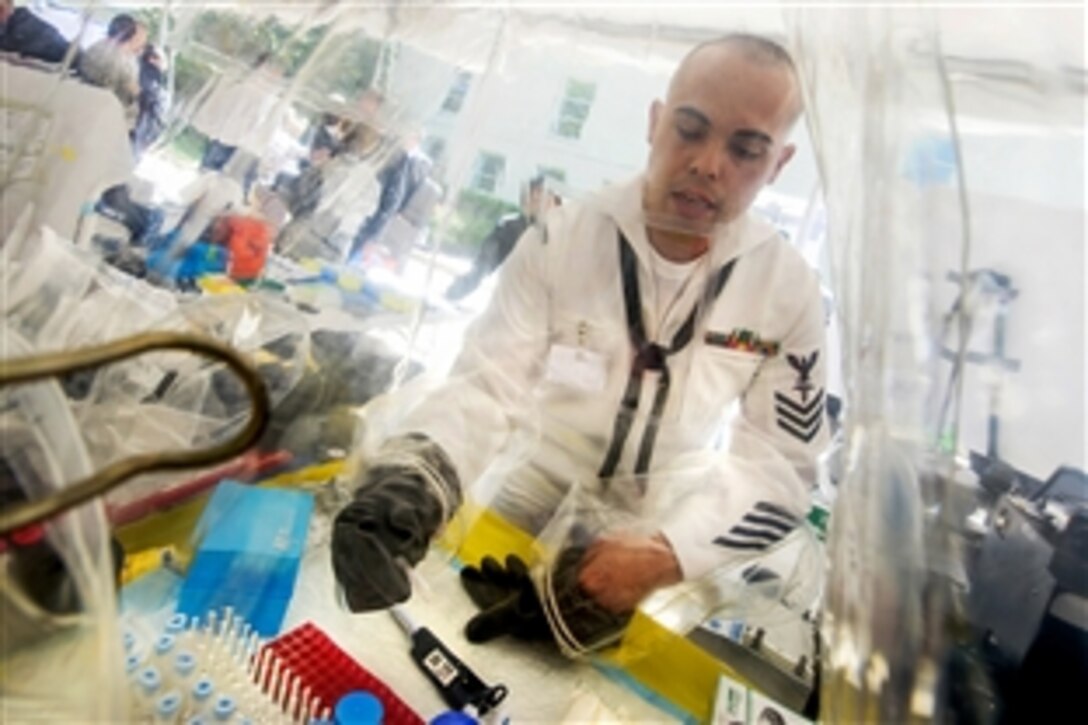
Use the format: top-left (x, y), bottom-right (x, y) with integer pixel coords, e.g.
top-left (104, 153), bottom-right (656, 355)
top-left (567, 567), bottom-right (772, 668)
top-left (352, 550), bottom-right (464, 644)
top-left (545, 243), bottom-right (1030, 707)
top-left (165, 612), bottom-right (189, 634)
top-left (212, 694), bottom-right (236, 721)
top-left (137, 666), bottom-right (163, 696)
top-left (334, 691), bottom-right (383, 725)
top-left (174, 651), bottom-right (197, 679)
top-left (130, 665), bottom-right (163, 720)
top-left (153, 690), bottom-right (183, 724)
top-left (174, 648), bottom-right (198, 679)
top-left (154, 634), bottom-right (177, 657)
top-left (149, 634), bottom-right (179, 691)
top-left (192, 676), bottom-right (214, 709)
top-left (429, 710), bottom-right (478, 725)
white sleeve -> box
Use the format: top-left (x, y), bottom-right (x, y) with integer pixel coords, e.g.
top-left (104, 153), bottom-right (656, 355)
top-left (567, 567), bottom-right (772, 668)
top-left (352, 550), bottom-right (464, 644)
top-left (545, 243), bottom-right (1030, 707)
top-left (392, 222), bottom-right (552, 488)
top-left (660, 271), bottom-right (829, 580)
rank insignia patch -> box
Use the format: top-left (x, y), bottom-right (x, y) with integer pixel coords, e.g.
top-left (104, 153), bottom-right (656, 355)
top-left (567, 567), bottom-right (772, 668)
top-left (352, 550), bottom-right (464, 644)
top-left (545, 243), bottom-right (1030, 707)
top-left (775, 390), bottom-right (824, 443)
top-left (786, 350), bottom-right (818, 402)
top-left (777, 349), bottom-right (823, 442)
top-left (712, 501), bottom-right (800, 551)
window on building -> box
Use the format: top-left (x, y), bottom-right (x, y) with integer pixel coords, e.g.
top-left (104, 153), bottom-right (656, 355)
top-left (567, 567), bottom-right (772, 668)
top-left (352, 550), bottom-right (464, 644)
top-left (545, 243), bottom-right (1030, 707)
top-left (553, 79), bottom-right (597, 139)
top-left (470, 152), bottom-right (505, 194)
top-left (441, 71), bottom-right (473, 113)
top-left (537, 166), bottom-right (567, 183)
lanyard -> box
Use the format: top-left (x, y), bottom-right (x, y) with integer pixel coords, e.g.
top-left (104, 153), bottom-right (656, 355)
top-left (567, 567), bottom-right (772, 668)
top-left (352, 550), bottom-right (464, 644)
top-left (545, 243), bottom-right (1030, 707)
top-left (597, 231), bottom-right (737, 481)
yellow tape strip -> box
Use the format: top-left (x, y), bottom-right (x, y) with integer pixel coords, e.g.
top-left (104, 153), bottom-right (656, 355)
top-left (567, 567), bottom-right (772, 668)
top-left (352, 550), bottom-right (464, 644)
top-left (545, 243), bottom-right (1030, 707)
top-left (436, 502), bottom-right (537, 566)
top-left (261, 460), bottom-right (345, 489)
top-left (603, 612), bottom-right (754, 723)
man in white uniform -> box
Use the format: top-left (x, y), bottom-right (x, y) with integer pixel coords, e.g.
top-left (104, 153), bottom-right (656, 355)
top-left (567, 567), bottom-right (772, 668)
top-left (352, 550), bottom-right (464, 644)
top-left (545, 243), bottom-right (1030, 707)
top-left (333, 34), bottom-right (829, 644)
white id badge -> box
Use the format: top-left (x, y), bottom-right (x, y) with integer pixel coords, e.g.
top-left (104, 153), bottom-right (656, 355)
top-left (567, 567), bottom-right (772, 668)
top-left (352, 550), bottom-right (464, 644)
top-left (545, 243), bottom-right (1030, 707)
top-left (545, 344), bottom-right (608, 393)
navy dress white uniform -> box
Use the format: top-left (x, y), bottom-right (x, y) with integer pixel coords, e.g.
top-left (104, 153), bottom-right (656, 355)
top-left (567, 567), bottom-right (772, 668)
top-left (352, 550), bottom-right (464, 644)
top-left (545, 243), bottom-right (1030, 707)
top-left (395, 174), bottom-right (829, 581)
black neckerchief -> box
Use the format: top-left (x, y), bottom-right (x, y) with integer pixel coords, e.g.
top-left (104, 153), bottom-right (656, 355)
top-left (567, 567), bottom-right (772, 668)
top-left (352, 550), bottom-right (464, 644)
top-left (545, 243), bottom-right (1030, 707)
top-left (598, 231), bottom-right (737, 481)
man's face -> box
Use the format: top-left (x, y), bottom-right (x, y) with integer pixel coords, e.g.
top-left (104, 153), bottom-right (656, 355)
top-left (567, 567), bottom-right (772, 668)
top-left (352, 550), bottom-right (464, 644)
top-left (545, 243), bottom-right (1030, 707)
top-left (126, 25), bottom-right (148, 55)
top-left (643, 44), bottom-right (799, 239)
top-left (0, 0), bottom-right (14, 24)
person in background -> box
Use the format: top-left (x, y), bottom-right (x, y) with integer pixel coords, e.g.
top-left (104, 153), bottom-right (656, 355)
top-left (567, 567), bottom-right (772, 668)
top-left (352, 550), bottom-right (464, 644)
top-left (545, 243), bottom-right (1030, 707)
top-left (94, 183), bottom-right (162, 247)
top-left (166, 151), bottom-right (254, 254)
top-left (210, 212), bottom-right (272, 285)
top-left (345, 129), bottom-right (432, 265)
top-left (446, 175), bottom-right (561, 301)
top-left (0, 0), bottom-right (72, 64)
top-left (133, 43), bottom-right (169, 157)
top-left (80, 15), bottom-right (156, 245)
top-left (332, 34), bottom-right (828, 653)
top-left (78, 13), bottom-right (146, 127)
top-left (274, 119), bottom-right (390, 263)
top-left (272, 113), bottom-right (344, 220)
top-left (306, 111), bottom-right (349, 161)
top-left (270, 90), bottom-right (375, 217)
top-left (151, 194), bottom-right (271, 288)
top-left (190, 51), bottom-right (287, 195)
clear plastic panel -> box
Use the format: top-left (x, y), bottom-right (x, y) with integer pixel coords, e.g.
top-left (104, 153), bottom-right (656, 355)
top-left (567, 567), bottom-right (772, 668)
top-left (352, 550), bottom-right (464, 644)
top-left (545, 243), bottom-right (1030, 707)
top-left (790, 5), bottom-right (1085, 721)
top-left (0, 325), bottom-right (126, 721)
top-left (77, 293), bottom-right (310, 507)
top-left (525, 462), bottom-right (824, 661)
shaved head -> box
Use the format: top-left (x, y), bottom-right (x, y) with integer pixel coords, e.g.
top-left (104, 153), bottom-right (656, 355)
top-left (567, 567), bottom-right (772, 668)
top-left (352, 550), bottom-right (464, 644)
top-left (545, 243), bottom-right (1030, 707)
top-left (673, 33), bottom-right (804, 128)
top-left (684, 33), bottom-right (797, 70)
top-left (643, 33), bottom-right (803, 259)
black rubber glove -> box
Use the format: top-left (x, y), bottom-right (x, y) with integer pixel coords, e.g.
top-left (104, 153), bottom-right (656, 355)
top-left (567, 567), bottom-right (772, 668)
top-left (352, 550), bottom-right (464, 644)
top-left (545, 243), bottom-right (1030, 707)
top-left (460, 547), bottom-right (632, 652)
top-left (460, 554), bottom-right (551, 643)
top-left (332, 435), bottom-right (460, 612)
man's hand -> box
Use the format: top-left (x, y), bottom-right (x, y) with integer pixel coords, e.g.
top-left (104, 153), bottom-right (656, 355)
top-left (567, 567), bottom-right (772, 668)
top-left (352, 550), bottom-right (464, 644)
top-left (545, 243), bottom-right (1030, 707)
top-left (577, 532), bottom-right (682, 613)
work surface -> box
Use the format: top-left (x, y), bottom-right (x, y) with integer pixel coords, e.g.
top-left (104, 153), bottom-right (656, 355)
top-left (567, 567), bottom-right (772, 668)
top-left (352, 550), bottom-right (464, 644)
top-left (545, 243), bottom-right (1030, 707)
top-left (281, 544), bottom-right (684, 723)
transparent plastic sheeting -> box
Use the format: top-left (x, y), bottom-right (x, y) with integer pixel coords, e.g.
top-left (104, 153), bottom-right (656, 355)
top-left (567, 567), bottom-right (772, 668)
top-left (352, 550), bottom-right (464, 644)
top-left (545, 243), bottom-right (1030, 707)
top-left (1, 225), bottom-right (178, 355)
top-left (531, 472), bottom-right (823, 661)
top-left (2, 1), bottom-right (1084, 720)
top-left (0, 228), bottom-right (310, 507)
top-left (0, 324), bottom-right (126, 721)
top-left (788, 5), bottom-right (1084, 722)
top-left (0, 0), bottom-right (818, 403)
top-left (77, 293), bottom-right (310, 509)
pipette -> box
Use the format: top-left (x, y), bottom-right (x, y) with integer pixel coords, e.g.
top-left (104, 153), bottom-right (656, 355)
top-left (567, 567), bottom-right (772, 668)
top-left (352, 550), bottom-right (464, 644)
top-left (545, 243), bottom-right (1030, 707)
top-left (388, 605), bottom-right (508, 716)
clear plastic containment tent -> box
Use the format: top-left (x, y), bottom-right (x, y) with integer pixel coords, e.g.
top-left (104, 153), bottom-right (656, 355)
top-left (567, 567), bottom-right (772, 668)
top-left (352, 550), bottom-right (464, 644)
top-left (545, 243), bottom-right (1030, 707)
top-left (789, 4), bottom-right (1085, 723)
top-left (2, 0), bottom-right (1086, 722)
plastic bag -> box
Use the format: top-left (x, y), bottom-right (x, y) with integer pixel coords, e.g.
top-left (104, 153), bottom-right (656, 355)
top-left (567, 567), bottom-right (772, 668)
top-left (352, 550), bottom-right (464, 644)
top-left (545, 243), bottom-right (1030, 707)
top-left (0, 226), bottom-right (177, 354)
top-left (527, 469), bottom-right (824, 661)
top-left (75, 293), bottom-right (309, 509)
top-left (0, 325), bottom-right (127, 721)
